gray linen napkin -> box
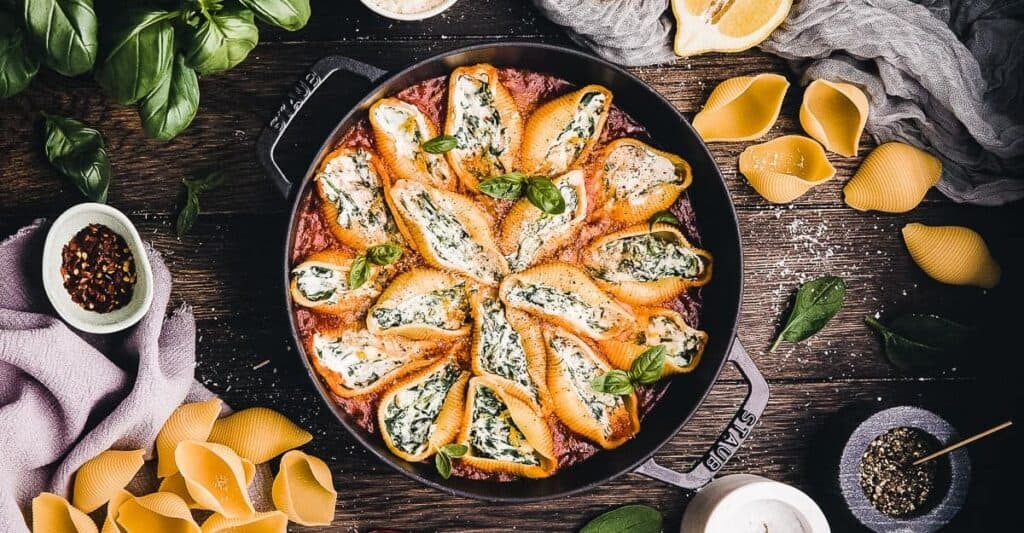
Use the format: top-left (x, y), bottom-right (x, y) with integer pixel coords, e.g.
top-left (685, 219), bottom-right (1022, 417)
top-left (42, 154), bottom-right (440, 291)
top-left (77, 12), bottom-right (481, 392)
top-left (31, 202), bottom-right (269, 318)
top-left (532, 0), bottom-right (1024, 206)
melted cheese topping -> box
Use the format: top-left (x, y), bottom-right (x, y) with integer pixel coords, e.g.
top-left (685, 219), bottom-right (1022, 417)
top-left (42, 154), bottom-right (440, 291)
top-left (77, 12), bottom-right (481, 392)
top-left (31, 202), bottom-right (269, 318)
top-left (644, 315), bottom-right (702, 367)
top-left (451, 73), bottom-right (508, 178)
top-left (373, 102), bottom-right (451, 187)
top-left (604, 144), bottom-right (682, 205)
top-left (477, 297), bottom-right (537, 399)
top-left (592, 231), bottom-right (705, 283)
top-left (313, 331), bottom-right (405, 389)
top-left (503, 280), bottom-right (613, 336)
top-left (468, 385), bottom-right (538, 465)
top-left (372, 283), bottom-right (469, 331)
top-left (549, 334), bottom-right (621, 436)
top-left (317, 149), bottom-right (394, 238)
top-left (381, 361), bottom-right (462, 455)
top-left (506, 177), bottom-right (580, 272)
top-left (543, 91), bottom-right (606, 172)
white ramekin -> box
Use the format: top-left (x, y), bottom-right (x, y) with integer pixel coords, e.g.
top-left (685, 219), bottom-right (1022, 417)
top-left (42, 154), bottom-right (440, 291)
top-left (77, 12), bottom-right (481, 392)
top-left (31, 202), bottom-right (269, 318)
top-left (359, 0), bottom-right (458, 21)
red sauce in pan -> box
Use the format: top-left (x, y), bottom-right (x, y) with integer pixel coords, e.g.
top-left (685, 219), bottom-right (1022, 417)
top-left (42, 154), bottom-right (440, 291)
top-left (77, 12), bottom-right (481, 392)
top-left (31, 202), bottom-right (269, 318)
top-left (290, 68), bottom-right (704, 481)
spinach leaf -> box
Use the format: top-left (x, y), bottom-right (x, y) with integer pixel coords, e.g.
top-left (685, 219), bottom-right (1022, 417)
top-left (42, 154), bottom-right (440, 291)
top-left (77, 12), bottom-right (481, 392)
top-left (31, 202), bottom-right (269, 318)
top-left (239, 0), bottom-right (309, 31)
top-left (525, 176), bottom-right (565, 214)
top-left (627, 345), bottom-right (666, 385)
top-left (184, 6), bottom-right (258, 75)
top-left (422, 134), bottom-right (457, 154)
top-left (139, 54), bottom-right (199, 141)
top-left (347, 254), bottom-right (369, 290)
top-left (648, 210), bottom-right (680, 228)
top-left (23, 0), bottom-right (97, 76)
top-left (1, 10), bottom-right (40, 98)
top-left (176, 171), bottom-right (224, 237)
top-left (865, 314), bottom-right (971, 371)
top-left (580, 504), bottom-right (663, 533)
top-left (94, 9), bottom-right (176, 105)
top-left (366, 243), bottom-right (402, 266)
top-left (479, 172), bottom-right (528, 200)
top-left (590, 370), bottom-right (633, 395)
top-left (434, 443), bottom-right (467, 480)
top-left (770, 275), bottom-right (846, 352)
top-left (42, 113), bottom-right (110, 202)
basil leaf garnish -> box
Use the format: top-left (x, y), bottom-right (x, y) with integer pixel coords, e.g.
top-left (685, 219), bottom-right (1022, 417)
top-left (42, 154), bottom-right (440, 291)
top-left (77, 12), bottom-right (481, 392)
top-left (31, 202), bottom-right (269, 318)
top-left (580, 504), bottom-right (663, 533)
top-left (42, 113), bottom-right (111, 203)
top-left (422, 134), bottom-right (458, 154)
top-left (238, 0), bottom-right (310, 31)
top-left (434, 443), bottom-right (466, 479)
top-left (23, 0), bottom-right (98, 77)
top-left (478, 172), bottom-right (528, 200)
top-left (176, 172), bottom-right (224, 238)
top-left (440, 443), bottom-right (468, 458)
top-left (590, 369), bottom-right (633, 396)
top-left (184, 7), bottom-right (259, 76)
top-left (347, 254), bottom-right (369, 290)
top-left (0, 11), bottom-right (40, 98)
top-left (648, 210), bottom-right (680, 228)
top-left (865, 314), bottom-right (971, 371)
top-left (525, 176), bottom-right (565, 214)
top-left (627, 345), bottom-right (666, 385)
top-left (139, 54), bottom-right (199, 141)
top-left (770, 275), bottom-right (846, 352)
top-left (366, 243), bottom-right (402, 266)
top-left (94, 9), bottom-right (177, 105)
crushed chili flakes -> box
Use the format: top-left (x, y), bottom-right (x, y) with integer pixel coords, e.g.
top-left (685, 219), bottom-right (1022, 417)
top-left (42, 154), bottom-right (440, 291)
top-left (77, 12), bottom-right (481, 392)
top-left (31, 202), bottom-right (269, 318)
top-left (61, 223), bottom-right (136, 313)
top-left (860, 426), bottom-right (940, 518)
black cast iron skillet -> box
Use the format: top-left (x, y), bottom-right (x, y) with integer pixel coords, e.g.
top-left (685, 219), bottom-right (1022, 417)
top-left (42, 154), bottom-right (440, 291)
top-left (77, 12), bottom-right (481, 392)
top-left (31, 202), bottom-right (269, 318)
top-left (257, 42), bottom-right (769, 502)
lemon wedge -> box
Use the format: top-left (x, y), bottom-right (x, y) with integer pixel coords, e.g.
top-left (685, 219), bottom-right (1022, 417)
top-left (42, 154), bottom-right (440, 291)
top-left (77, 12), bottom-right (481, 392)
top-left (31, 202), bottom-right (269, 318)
top-left (671, 0), bottom-right (793, 57)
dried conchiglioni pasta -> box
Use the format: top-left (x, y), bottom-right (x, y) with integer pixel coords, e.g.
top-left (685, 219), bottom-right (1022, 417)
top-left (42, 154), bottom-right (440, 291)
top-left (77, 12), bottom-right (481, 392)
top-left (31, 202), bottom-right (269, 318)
top-left (32, 492), bottom-right (97, 533)
top-left (208, 407), bottom-right (312, 464)
top-left (739, 135), bottom-right (836, 203)
top-left (175, 441), bottom-right (255, 518)
top-left (799, 79), bottom-right (869, 157)
top-left (272, 450), bottom-right (338, 527)
top-left (157, 473), bottom-right (199, 509)
top-left (113, 492), bottom-right (200, 533)
top-left (200, 511), bottom-right (288, 533)
top-left (72, 449), bottom-right (145, 513)
top-left (692, 73), bottom-right (789, 142)
top-left (844, 142), bottom-right (942, 213)
top-left (100, 490), bottom-right (132, 533)
top-left (156, 398), bottom-right (223, 478)
top-left (902, 223), bottom-right (1001, 289)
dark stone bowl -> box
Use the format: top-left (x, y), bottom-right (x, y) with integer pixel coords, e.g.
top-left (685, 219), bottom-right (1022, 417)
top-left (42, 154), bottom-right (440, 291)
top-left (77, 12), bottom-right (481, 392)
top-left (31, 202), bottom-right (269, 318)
top-left (839, 406), bottom-right (970, 532)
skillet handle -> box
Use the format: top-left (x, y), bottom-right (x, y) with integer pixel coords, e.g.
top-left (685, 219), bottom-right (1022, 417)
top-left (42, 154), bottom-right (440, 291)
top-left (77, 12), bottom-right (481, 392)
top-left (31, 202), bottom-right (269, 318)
top-left (256, 55), bottom-right (388, 198)
top-left (634, 339), bottom-right (769, 490)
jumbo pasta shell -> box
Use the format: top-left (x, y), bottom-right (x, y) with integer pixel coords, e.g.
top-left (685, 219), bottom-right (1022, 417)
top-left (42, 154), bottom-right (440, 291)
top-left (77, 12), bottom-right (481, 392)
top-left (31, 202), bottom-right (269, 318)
top-left (271, 451), bottom-right (338, 527)
top-left (290, 249), bottom-right (382, 316)
top-left (583, 223), bottom-right (712, 305)
top-left (499, 170), bottom-right (588, 271)
top-left (598, 307), bottom-right (707, 375)
top-left (844, 142), bottom-right (942, 213)
top-left (739, 135), bottom-right (835, 203)
top-left (201, 511), bottom-right (288, 533)
top-left (315, 146), bottom-right (398, 250)
top-left (902, 223), bottom-right (1001, 289)
top-left (369, 97), bottom-right (457, 191)
top-left (32, 493), bottom-right (98, 533)
top-left (101, 490), bottom-right (133, 533)
top-left (207, 407), bottom-right (312, 464)
top-left (367, 267), bottom-right (471, 340)
top-left (72, 449), bottom-right (146, 513)
top-left (593, 138), bottom-right (692, 224)
top-left (499, 262), bottom-right (636, 341)
top-left (111, 492), bottom-right (200, 533)
top-left (175, 441), bottom-right (254, 518)
top-left (521, 85), bottom-right (612, 175)
top-left (444, 64), bottom-right (523, 190)
top-left (158, 473), bottom-right (199, 509)
top-left (800, 79), bottom-right (869, 157)
top-left (156, 398), bottom-right (223, 478)
top-left (692, 74), bottom-right (789, 142)
top-left (305, 325), bottom-right (433, 398)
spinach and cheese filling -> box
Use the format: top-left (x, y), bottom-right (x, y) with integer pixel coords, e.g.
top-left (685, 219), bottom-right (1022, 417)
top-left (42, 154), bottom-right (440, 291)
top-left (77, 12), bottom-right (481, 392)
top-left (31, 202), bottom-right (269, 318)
top-left (451, 73), bottom-right (509, 178)
top-left (317, 149), bottom-right (395, 237)
top-left (549, 334), bottom-right (622, 436)
top-left (506, 178), bottom-right (580, 272)
top-left (313, 332), bottom-right (405, 390)
top-left (604, 143), bottom-right (682, 204)
top-left (468, 385), bottom-right (539, 465)
top-left (642, 315), bottom-right (703, 367)
top-left (543, 91), bottom-right (607, 171)
top-left (591, 231), bottom-right (705, 283)
top-left (372, 103), bottom-right (450, 185)
top-left (476, 297), bottom-right (537, 399)
top-left (372, 284), bottom-right (470, 332)
top-left (381, 361), bottom-right (462, 455)
top-left (503, 280), bottom-right (611, 334)
top-left (292, 265), bottom-right (345, 303)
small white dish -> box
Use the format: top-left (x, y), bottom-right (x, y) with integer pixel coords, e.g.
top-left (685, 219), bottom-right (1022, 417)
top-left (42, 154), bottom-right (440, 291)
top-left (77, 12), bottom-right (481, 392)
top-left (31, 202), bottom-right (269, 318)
top-left (359, 0), bottom-right (458, 21)
top-left (682, 474), bottom-right (830, 533)
top-left (42, 203), bottom-right (154, 334)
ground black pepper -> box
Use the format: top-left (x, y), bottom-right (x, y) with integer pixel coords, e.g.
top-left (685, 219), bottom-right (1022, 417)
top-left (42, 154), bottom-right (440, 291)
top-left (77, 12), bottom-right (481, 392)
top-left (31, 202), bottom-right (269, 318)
top-left (860, 426), bottom-right (939, 518)
top-left (61, 224), bottom-right (136, 313)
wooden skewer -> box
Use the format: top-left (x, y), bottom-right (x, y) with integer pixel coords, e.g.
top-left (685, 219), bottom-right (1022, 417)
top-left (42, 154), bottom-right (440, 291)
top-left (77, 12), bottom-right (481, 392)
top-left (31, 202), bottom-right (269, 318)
top-left (912, 420), bottom-right (1013, 466)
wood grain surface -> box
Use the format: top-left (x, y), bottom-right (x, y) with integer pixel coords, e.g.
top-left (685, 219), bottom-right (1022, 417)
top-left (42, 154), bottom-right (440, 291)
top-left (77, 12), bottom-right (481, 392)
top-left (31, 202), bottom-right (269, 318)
top-left (1, 1), bottom-right (1019, 531)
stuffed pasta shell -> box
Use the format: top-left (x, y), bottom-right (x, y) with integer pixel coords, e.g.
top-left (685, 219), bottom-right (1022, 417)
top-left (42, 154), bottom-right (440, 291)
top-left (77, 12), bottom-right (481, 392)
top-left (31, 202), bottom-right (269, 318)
top-left (315, 147), bottom-right (398, 250)
top-left (290, 250), bottom-right (381, 316)
top-left (369, 97), bottom-right (457, 191)
top-left (306, 326), bottom-right (431, 398)
top-left (594, 139), bottom-right (692, 224)
top-left (499, 169), bottom-right (588, 272)
top-left (521, 85), bottom-right (612, 175)
top-left (469, 289), bottom-right (548, 408)
top-left (599, 307), bottom-right (707, 375)
top-left (367, 267), bottom-right (471, 340)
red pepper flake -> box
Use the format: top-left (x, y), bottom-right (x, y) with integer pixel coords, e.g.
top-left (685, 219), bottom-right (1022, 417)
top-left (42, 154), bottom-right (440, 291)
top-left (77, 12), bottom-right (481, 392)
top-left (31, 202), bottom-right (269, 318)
top-left (61, 223), bottom-right (136, 313)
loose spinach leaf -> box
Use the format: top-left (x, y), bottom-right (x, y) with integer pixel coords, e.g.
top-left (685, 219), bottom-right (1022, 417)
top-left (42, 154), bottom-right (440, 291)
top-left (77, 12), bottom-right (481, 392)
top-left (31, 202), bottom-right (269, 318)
top-left (94, 9), bottom-right (176, 105)
top-left (0, 10), bottom-right (40, 98)
top-left (366, 243), bottom-right (402, 266)
top-left (42, 113), bottom-right (110, 202)
top-left (347, 254), bottom-right (369, 290)
top-left (421, 134), bottom-right (457, 154)
top-left (627, 345), bottom-right (666, 385)
top-left (580, 504), bottom-right (663, 533)
top-left (239, 0), bottom-right (309, 31)
top-left (176, 171), bottom-right (224, 237)
top-left (865, 314), bottom-right (971, 371)
top-left (648, 210), bottom-right (680, 228)
top-left (185, 7), bottom-right (258, 75)
top-left (479, 172), bottom-right (528, 200)
top-left (139, 54), bottom-right (199, 140)
top-left (590, 370), bottom-right (633, 396)
top-left (23, 0), bottom-right (98, 76)
top-left (525, 176), bottom-right (565, 214)
top-left (770, 275), bottom-right (846, 352)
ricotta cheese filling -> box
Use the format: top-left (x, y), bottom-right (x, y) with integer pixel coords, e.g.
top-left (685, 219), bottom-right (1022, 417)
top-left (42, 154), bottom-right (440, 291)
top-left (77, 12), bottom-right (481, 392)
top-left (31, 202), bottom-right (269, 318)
top-left (373, 103), bottom-right (450, 185)
top-left (313, 331), bottom-right (405, 389)
top-left (604, 144), bottom-right (682, 205)
top-left (469, 385), bottom-right (539, 465)
top-left (549, 334), bottom-right (622, 436)
top-left (318, 149), bottom-right (394, 238)
top-left (506, 178), bottom-right (580, 272)
top-left (642, 315), bottom-right (703, 367)
top-left (451, 73), bottom-right (508, 178)
top-left (292, 264), bottom-right (346, 303)
top-left (543, 91), bottom-right (606, 172)
top-left (381, 361), bottom-right (462, 455)
top-left (504, 280), bottom-right (611, 335)
top-left (593, 231), bottom-right (705, 283)
top-left (477, 297), bottom-right (537, 399)
top-left (372, 283), bottom-right (469, 331)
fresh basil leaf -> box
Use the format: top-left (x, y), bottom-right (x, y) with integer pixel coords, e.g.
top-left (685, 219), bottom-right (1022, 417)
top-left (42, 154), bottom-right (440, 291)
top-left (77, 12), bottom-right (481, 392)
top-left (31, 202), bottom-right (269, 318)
top-left (435, 449), bottom-right (453, 479)
top-left (94, 9), bottom-right (176, 105)
top-left (23, 0), bottom-right (97, 76)
top-left (184, 6), bottom-right (258, 75)
top-left (865, 314), bottom-right (971, 371)
top-left (176, 188), bottom-right (200, 238)
top-left (422, 134), bottom-right (457, 154)
top-left (239, 0), bottom-right (309, 31)
top-left (628, 345), bottom-right (666, 385)
top-left (348, 254), bottom-right (369, 290)
top-left (478, 172), bottom-right (528, 200)
top-left (770, 275), bottom-right (846, 352)
top-left (0, 10), bottom-right (40, 98)
top-left (580, 504), bottom-right (663, 533)
top-left (366, 243), bottom-right (402, 266)
top-left (42, 114), bottom-right (110, 202)
top-left (590, 369), bottom-right (633, 396)
top-left (184, 171), bottom-right (225, 193)
top-left (526, 176), bottom-right (565, 214)
top-left (139, 54), bottom-right (199, 140)
top-left (440, 443), bottom-right (468, 458)
top-left (648, 210), bottom-right (680, 228)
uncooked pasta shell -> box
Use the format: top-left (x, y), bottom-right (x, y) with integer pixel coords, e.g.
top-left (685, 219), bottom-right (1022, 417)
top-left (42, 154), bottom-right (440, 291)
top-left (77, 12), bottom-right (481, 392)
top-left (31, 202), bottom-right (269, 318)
top-left (738, 135), bottom-right (835, 203)
top-left (207, 407), bottom-right (312, 464)
top-left (174, 441), bottom-right (254, 518)
top-left (32, 492), bottom-right (97, 533)
top-left (112, 492), bottom-right (200, 533)
top-left (101, 490), bottom-right (132, 533)
top-left (593, 138), bottom-right (692, 224)
top-left (598, 307), bottom-right (707, 375)
top-left (305, 325), bottom-right (433, 398)
top-left (156, 398), bottom-right (223, 478)
top-left (902, 223), bottom-right (1001, 289)
top-left (200, 511), bottom-right (288, 533)
top-left (367, 267), bottom-right (471, 340)
top-left (158, 473), bottom-right (199, 509)
top-left (271, 451), bottom-right (337, 527)
top-left (498, 169), bottom-right (588, 270)
top-left (315, 146), bottom-right (395, 250)
top-left (521, 85), bottom-right (612, 174)
top-left (799, 79), bottom-right (869, 157)
top-left (72, 449), bottom-right (145, 513)
top-left (692, 74), bottom-right (789, 142)
top-left (369, 97), bottom-right (457, 191)
top-left (844, 142), bottom-right (942, 213)
top-left (289, 249), bottom-right (381, 316)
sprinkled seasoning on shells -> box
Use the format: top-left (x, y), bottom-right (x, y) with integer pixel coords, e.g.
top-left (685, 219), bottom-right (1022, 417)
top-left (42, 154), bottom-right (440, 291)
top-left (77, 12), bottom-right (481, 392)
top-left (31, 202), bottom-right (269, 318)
top-left (693, 73), bottom-right (789, 142)
top-left (739, 135), bottom-right (836, 203)
top-left (800, 79), bottom-right (869, 157)
top-left (845, 142), bottom-right (942, 213)
top-left (902, 223), bottom-right (1001, 289)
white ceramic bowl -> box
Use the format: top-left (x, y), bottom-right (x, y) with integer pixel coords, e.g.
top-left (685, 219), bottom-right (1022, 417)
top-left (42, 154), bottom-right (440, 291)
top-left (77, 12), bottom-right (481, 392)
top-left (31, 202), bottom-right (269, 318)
top-left (359, 0), bottom-right (458, 21)
top-left (682, 474), bottom-right (830, 533)
top-left (42, 203), bottom-right (154, 334)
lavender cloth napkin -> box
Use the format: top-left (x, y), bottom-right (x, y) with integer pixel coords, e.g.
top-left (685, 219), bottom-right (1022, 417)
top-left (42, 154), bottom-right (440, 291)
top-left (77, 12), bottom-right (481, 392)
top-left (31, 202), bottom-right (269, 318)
top-left (0, 221), bottom-right (204, 533)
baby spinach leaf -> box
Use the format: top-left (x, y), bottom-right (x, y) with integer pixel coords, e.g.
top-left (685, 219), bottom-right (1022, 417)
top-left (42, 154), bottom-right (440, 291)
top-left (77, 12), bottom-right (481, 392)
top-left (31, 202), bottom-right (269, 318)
top-left (0, 10), bottom-right (40, 98)
top-left (94, 9), bottom-right (176, 105)
top-left (23, 0), bottom-right (98, 76)
top-left (366, 243), bottom-right (402, 266)
top-left (184, 7), bottom-right (258, 75)
top-left (590, 370), bottom-right (633, 396)
top-left (42, 113), bottom-right (110, 202)
top-left (422, 134), bottom-right (457, 154)
top-left (176, 171), bottom-right (224, 237)
top-left (770, 275), bottom-right (846, 352)
top-left (239, 0), bottom-right (309, 31)
top-left (865, 314), bottom-right (971, 371)
top-left (139, 54), bottom-right (199, 141)
top-left (525, 176), bottom-right (565, 214)
top-left (580, 504), bottom-right (663, 533)
top-left (479, 172), bottom-right (528, 199)
top-left (628, 345), bottom-right (666, 385)
top-left (347, 254), bottom-right (369, 290)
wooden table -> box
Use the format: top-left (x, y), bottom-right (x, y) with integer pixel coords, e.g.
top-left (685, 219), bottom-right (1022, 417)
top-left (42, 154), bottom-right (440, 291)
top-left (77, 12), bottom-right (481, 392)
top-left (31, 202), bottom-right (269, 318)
top-left (2, 1), bottom-right (1020, 531)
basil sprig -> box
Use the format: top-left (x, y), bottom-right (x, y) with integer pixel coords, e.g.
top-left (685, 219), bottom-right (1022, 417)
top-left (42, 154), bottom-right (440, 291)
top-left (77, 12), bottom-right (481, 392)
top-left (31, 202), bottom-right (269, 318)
top-left (648, 210), bottom-right (680, 228)
top-left (770, 275), bottom-right (846, 352)
top-left (865, 313), bottom-right (971, 371)
top-left (422, 134), bottom-right (457, 154)
top-left (0, 11), bottom-right (40, 98)
top-left (434, 443), bottom-right (468, 479)
top-left (348, 243), bottom-right (403, 289)
top-left (580, 504), bottom-right (663, 533)
top-left (176, 171), bottom-right (225, 237)
top-left (479, 172), bottom-right (566, 214)
top-left (42, 114), bottom-right (111, 203)
top-left (591, 345), bottom-right (666, 395)
top-left (23, 0), bottom-right (98, 77)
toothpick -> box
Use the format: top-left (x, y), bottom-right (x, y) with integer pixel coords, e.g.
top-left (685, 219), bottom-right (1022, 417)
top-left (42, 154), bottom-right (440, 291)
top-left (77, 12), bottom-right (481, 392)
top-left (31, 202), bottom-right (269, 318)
top-left (912, 420), bottom-right (1013, 466)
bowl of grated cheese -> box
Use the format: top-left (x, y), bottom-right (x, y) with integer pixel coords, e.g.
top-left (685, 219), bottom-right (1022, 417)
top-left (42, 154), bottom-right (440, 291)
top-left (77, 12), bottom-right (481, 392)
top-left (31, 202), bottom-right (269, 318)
top-left (360, 0), bottom-right (458, 21)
